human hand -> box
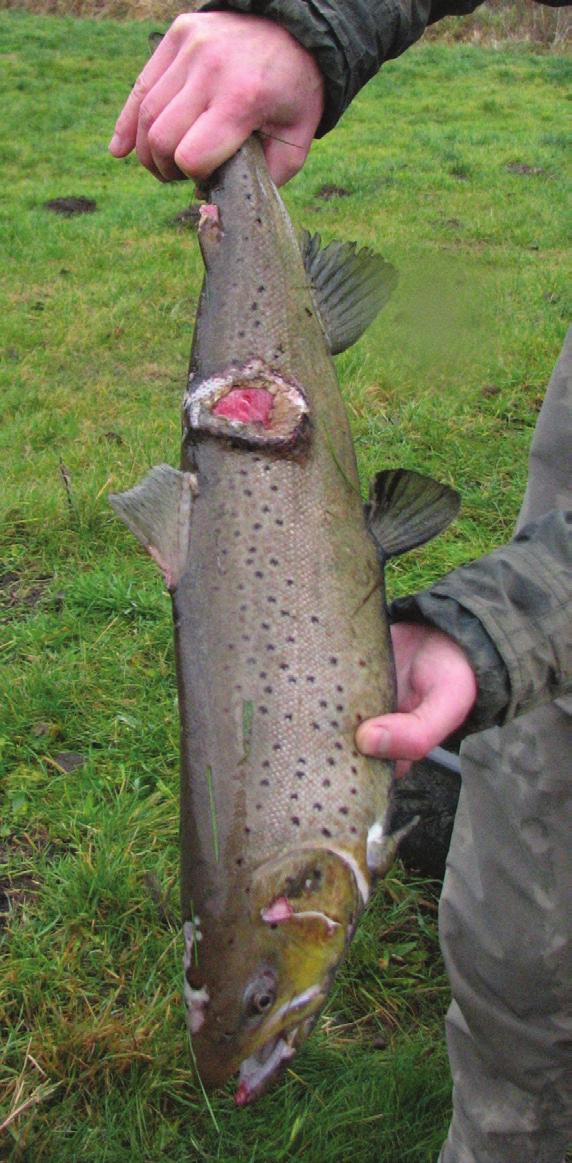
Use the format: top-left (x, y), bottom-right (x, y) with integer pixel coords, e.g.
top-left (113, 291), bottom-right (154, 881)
top-left (356, 623), bottom-right (477, 776)
top-left (109, 12), bottom-right (325, 187)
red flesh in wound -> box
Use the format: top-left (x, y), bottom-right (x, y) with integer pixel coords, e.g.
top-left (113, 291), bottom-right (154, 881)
top-left (212, 388), bottom-right (274, 427)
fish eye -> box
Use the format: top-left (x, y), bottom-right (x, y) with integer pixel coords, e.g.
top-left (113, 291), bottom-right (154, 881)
top-left (243, 970), bottom-right (277, 1018)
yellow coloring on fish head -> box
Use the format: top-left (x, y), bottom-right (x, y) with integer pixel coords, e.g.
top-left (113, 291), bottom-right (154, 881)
top-left (185, 848), bottom-right (360, 1102)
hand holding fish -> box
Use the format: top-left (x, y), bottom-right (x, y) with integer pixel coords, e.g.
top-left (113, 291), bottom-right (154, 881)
top-left (356, 623), bottom-right (477, 776)
top-left (109, 12), bottom-right (324, 186)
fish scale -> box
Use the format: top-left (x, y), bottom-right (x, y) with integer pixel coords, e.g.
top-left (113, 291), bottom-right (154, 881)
top-left (110, 134), bottom-right (459, 1102)
top-left (176, 440), bottom-right (391, 872)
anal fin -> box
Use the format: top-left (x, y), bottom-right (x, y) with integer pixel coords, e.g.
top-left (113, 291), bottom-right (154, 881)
top-left (109, 464), bottom-right (197, 591)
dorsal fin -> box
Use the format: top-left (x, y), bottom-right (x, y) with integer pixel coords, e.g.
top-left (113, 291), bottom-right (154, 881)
top-left (109, 464), bottom-right (197, 591)
top-left (365, 469), bottom-right (460, 560)
top-left (300, 230), bottom-right (397, 355)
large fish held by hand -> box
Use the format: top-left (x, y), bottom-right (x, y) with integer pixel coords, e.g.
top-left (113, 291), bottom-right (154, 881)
top-left (110, 136), bottom-right (458, 1104)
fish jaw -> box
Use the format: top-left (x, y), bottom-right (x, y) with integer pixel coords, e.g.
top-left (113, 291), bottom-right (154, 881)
top-left (183, 848), bottom-right (363, 1096)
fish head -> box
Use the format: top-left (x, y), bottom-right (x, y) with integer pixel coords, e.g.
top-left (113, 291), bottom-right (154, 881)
top-left (183, 848), bottom-right (361, 1102)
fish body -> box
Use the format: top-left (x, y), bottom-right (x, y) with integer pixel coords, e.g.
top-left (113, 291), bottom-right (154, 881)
top-left (110, 136), bottom-right (458, 1102)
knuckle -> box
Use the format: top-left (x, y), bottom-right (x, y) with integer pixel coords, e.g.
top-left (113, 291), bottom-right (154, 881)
top-left (239, 76), bottom-right (265, 115)
top-left (147, 124), bottom-right (169, 158)
top-left (138, 101), bottom-right (157, 134)
top-left (131, 74), bottom-right (149, 104)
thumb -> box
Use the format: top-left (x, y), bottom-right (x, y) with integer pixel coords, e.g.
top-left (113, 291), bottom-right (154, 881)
top-left (356, 689), bottom-right (470, 764)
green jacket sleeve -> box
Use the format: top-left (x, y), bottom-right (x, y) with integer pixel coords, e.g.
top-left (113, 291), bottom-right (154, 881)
top-left (200, 0), bottom-right (568, 134)
top-left (390, 509), bottom-right (572, 732)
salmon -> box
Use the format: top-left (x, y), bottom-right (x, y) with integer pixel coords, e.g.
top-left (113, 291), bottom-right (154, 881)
top-left (110, 135), bottom-right (458, 1104)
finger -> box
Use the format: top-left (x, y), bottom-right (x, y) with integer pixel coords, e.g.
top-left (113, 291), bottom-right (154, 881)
top-left (355, 685), bottom-right (470, 762)
top-left (109, 33), bottom-right (181, 156)
top-left (136, 68), bottom-right (205, 179)
top-left (260, 128), bottom-right (312, 187)
top-left (173, 102), bottom-right (258, 181)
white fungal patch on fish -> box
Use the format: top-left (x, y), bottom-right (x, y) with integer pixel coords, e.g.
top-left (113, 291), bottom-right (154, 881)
top-left (184, 983), bottom-right (210, 1034)
top-left (271, 983), bottom-right (323, 1025)
top-left (367, 817), bottom-right (421, 875)
top-left (321, 844), bottom-right (370, 907)
top-left (183, 918), bottom-right (203, 963)
top-left (367, 821), bottom-right (385, 873)
top-left (261, 897), bottom-right (341, 935)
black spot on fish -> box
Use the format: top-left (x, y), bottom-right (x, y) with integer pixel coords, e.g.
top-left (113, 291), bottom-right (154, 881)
top-left (339, 806), bottom-right (349, 815)
top-left (321, 827), bottom-right (332, 838)
top-left (290, 791), bottom-right (299, 800)
top-left (291, 816), bottom-right (300, 826)
top-left (313, 803), bottom-right (322, 812)
top-left (260, 778), bottom-right (269, 787)
top-left (322, 778), bottom-right (331, 788)
top-left (327, 758), bottom-right (336, 767)
top-left (329, 657), bottom-right (338, 666)
top-left (273, 742), bottom-right (282, 751)
top-left (295, 770), bottom-right (305, 780)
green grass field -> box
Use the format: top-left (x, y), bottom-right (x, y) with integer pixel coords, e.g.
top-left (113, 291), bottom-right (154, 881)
top-left (1, 12), bottom-right (570, 1161)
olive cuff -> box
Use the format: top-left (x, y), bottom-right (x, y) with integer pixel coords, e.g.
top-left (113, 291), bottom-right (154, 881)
top-left (200, 0), bottom-right (432, 135)
top-left (391, 510), bottom-right (572, 734)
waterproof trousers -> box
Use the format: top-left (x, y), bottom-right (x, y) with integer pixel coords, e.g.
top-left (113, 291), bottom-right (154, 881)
top-left (438, 332), bottom-right (572, 1163)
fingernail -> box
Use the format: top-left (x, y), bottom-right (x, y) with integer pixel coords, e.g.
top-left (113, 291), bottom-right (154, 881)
top-left (358, 726), bottom-right (390, 758)
top-left (109, 133), bottom-right (122, 153)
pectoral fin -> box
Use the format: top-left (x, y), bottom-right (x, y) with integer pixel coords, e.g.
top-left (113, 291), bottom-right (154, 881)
top-left (109, 464), bottom-right (197, 591)
top-left (365, 469), bottom-right (460, 560)
top-left (300, 230), bottom-right (397, 355)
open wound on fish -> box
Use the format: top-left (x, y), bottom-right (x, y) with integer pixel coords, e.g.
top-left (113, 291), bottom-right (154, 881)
top-left (109, 464), bottom-right (196, 591)
top-left (183, 359), bottom-right (309, 450)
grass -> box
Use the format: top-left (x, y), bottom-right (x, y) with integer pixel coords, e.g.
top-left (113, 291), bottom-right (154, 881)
top-left (1, 12), bottom-right (570, 1160)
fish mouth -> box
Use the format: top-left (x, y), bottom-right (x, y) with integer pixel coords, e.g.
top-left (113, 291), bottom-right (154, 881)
top-left (235, 1031), bottom-right (296, 1106)
top-left (234, 985), bottom-right (324, 1106)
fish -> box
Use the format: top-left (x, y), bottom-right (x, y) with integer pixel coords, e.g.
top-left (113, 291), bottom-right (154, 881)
top-left (109, 135), bottom-right (459, 1105)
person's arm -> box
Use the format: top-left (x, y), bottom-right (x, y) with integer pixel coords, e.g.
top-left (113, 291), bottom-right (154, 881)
top-left (357, 510), bottom-right (572, 769)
